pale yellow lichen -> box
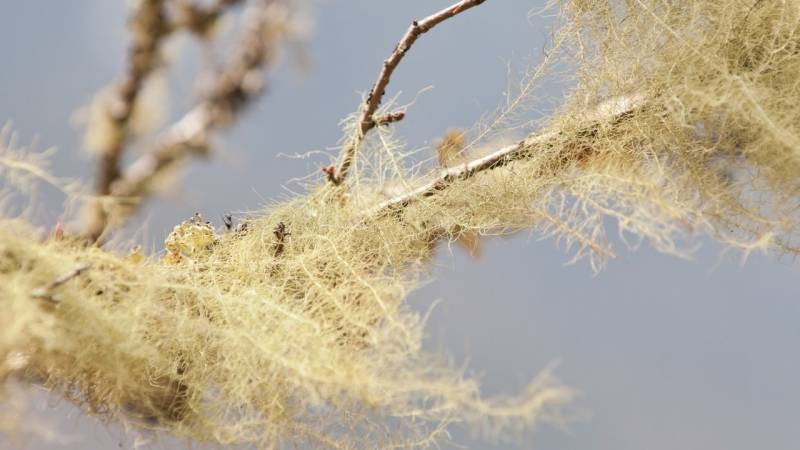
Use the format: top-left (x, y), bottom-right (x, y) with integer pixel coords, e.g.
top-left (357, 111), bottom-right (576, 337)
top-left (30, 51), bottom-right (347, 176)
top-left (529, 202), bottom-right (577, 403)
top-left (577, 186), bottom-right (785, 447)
top-left (162, 212), bottom-right (219, 264)
top-left (3, 0), bottom-right (800, 448)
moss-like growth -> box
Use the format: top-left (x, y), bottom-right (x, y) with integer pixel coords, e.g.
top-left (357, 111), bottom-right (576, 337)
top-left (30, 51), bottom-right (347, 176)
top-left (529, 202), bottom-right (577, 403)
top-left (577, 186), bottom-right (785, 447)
top-left (3, 0), bottom-right (800, 447)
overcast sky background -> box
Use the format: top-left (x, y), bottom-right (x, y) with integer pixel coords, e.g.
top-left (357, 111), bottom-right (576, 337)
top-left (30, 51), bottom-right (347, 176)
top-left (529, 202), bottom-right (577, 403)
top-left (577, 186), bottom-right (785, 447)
top-left (1, 1), bottom-right (799, 449)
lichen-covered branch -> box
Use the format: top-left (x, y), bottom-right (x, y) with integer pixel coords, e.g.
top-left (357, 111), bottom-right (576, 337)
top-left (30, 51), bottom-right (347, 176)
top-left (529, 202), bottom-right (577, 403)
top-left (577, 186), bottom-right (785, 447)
top-left (373, 94), bottom-right (646, 215)
top-left (330, 0), bottom-right (488, 185)
top-left (5, 0), bottom-right (800, 448)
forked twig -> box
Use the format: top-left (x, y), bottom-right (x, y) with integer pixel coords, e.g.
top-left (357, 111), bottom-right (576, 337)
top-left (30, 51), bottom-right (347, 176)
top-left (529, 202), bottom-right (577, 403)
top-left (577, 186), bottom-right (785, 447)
top-left (330, 0), bottom-right (489, 185)
top-left (112, 0), bottom-right (285, 200)
top-left (85, 0), bottom-right (290, 241)
top-left (85, 0), bottom-right (249, 242)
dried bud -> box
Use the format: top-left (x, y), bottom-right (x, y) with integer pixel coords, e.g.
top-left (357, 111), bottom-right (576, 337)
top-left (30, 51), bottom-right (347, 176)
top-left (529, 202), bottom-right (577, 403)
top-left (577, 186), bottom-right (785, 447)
top-left (321, 164), bottom-right (336, 182)
top-left (435, 129), bottom-right (466, 168)
top-left (53, 222), bottom-right (65, 241)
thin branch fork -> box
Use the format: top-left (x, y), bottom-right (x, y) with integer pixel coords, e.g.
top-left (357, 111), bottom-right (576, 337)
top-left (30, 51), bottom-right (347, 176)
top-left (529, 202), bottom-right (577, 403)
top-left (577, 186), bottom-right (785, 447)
top-left (86, 0), bottom-right (170, 243)
top-left (330, 0), bottom-right (489, 185)
top-left (85, 0), bottom-right (248, 243)
top-left (97, 0), bottom-right (169, 195)
top-left (112, 0), bottom-right (282, 199)
top-left (86, 0), bottom-right (288, 240)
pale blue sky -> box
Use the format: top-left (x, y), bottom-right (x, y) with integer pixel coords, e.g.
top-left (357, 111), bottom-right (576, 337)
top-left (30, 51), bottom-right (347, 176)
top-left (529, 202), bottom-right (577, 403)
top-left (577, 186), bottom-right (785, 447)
top-left (1, 1), bottom-right (799, 449)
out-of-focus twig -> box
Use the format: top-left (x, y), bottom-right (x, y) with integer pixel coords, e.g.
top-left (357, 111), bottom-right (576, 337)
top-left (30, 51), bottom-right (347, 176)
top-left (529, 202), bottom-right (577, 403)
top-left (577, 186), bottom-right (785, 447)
top-left (111, 0), bottom-right (286, 199)
top-left (85, 0), bottom-right (248, 243)
top-left (330, 0), bottom-right (489, 185)
top-left (85, 0), bottom-right (170, 243)
top-left (272, 221), bottom-right (289, 257)
top-left (84, 0), bottom-right (291, 241)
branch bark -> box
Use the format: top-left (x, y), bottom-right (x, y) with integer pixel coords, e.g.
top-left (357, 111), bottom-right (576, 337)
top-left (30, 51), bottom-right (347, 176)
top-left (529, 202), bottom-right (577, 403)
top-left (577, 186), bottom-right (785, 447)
top-left (330, 0), bottom-right (489, 185)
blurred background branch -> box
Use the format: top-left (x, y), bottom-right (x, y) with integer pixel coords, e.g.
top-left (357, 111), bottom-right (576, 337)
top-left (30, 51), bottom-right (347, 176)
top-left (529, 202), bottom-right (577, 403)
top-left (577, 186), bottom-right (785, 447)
top-left (83, 0), bottom-right (295, 243)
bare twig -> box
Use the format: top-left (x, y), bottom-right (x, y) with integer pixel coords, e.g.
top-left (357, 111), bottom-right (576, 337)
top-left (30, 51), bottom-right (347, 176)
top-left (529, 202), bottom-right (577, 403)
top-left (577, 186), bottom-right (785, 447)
top-left (112, 1), bottom-right (282, 196)
top-left (85, 0), bottom-right (290, 240)
top-left (31, 263), bottom-right (91, 304)
top-left (371, 94), bottom-right (646, 215)
top-left (85, 0), bottom-right (170, 242)
top-left (330, 0), bottom-right (489, 185)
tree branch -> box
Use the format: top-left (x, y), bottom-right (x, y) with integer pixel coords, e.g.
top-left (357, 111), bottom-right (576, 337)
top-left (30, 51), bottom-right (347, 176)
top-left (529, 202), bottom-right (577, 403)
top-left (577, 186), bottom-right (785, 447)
top-left (371, 94), bottom-right (646, 215)
top-left (84, 0), bottom-right (249, 243)
top-left (330, 0), bottom-right (489, 185)
top-left (86, 0), bottom-right (170, 242)
top-left (85, 0), bottom-right (290, 241)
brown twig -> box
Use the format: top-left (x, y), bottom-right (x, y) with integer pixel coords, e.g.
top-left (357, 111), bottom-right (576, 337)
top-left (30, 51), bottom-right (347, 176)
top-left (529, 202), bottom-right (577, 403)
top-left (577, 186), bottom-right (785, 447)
top-left (85, 0), bottom-right (170, 243)
top-left (85, 0), bottom-right (249, 243)
top-left (31, 263), bottom-right (91, 304)
top-left (86, 0), bottom-right (290, 240)
top-left (330, 0), bottom-right (489, 185)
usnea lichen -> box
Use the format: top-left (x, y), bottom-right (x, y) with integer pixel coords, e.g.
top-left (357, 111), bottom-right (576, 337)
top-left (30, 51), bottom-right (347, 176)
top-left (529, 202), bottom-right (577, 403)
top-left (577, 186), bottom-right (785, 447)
top-left (3, 0), bottom-right (800, 448)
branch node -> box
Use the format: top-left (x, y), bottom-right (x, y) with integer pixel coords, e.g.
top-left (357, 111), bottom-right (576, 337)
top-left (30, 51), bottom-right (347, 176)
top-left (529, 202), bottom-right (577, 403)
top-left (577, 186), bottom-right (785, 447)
top-left (374, 111), bottom-right (406, 126)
